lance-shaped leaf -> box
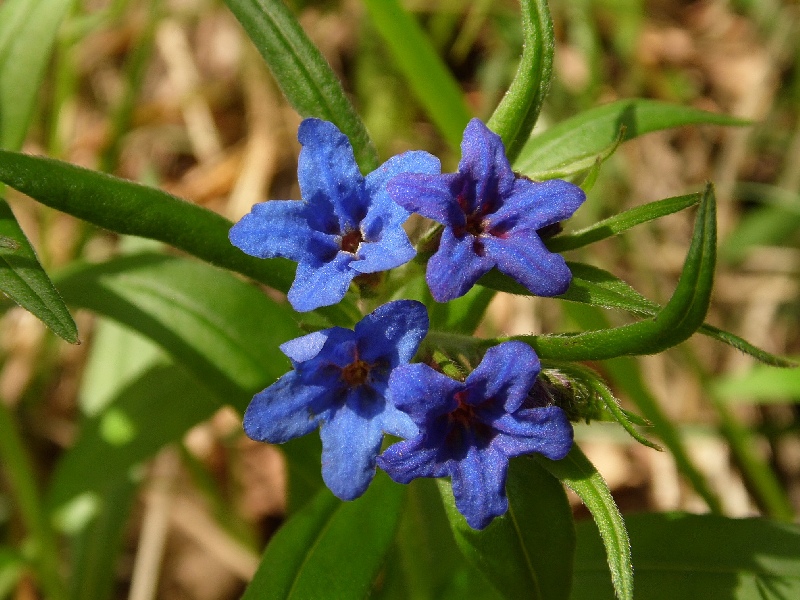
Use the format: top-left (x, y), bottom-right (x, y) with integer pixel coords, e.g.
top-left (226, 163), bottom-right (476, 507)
top-left (438, 458), bottom-right (575, 600)
top-left (0, 199), bottom-right (78, 342)
top-left (241, 473), bottom-right (404, 599)
top-left (0, 150), bottom-right (355, 325)
top-left (507, 185), bottom-right (716, 361)
top-left (488, 0), bottom-right (554, 161)
top-left (223, 0), bottom-right (378, 172)
top-left (536, 446), bottom-right (632, 600)
top-left (513, 99), bottom-right (748, 176)
top-left (362, 0), bottom-right (471, 151)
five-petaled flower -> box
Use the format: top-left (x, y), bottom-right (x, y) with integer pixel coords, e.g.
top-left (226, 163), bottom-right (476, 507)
top-left (388, 118), bottom-right (586, 302)
top-left (243, 300), bottom-right (428, 500)
top-left (230, 118), bottom-right (440, 312)
top-left (377, 341), bottom-right (573, 529)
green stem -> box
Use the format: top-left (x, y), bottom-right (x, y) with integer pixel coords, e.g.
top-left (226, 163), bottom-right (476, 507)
top-left (0, 401), bottom-right (66, 600)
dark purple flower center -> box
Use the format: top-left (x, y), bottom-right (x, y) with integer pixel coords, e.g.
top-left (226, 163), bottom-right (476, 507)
top-left (445, 390), bottom-right (494, 450)
top-left (340, 229), bottom-right (363, 254)
top-left (341, 358), bottom-right (371, 386)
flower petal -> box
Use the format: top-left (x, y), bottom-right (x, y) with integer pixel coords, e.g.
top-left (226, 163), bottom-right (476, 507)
top-left (297, 118), bottom-right (366, 231)
top-left (287, 252), bottom-right (356, 312)
top-left (355, 300), bottom-right (429, 365)
top-left (387, 173), bottom-right (464, 226)
top-left (242, 372), bottom-right (329, 444)
top-left (458, 119), bottom-right (515, 213)
top-left (426, 227), bottom-right (494, 302)
top-left (378, 437), bottom-right (449, 483)
top-left (482, 233), bottom-right (572, 297)
top-left (319, 403), bottom-right (385, 500)
top-left (388, 363), bottom-right (461, 421)
top-left (229, 200), bottom-right (330, 262)
top-left (465, 341), bottom-right (540, 413)
top-left (449, 443), bottom-right (509, 530)
top-left (493, 406), bottom-right (574, 460)
top-left (488, 178), bottom-right (586, 233)
top-left (279, 327), bottom-right (353, 364)
top-left (350, 229), bottom-right (416, 273)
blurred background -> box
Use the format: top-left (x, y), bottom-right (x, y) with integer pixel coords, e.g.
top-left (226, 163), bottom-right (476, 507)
top-left (1, 0), bottom-right (799, 598)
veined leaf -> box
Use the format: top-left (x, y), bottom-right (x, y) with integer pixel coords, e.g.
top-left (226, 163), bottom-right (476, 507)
top-left (0, 0), bottom-right (74, 151)
top-left (223, 0), bottom-right (378, 171)
top-left (572, 513), bottom-right (800, 600)
top-left (0, 199), bottom-right (78, 342)
top-left (537, 446), bottom-right (632, 600)
top-left (242, 473), bottom-right (404, 599)
top-left (514, 100), bottom-right (748, 176)
top-left (439, 458), bottom-right (576, 600)
top-left (363, 0), bottom-right (471, 151)
top-left (487, 0), bottom-right (554, 161)
top-left (55, 254), bottom-right (301, 409)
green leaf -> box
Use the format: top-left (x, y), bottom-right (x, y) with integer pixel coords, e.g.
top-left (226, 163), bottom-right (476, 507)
top-left (55, 254), bottom-right (301, 410)
top-left (714, 364), bottom-right (800, 403)
top-left (222, 0), bottom-right (378, 172)
top-left (0, 199), bottom-right (78, 342)
top-left (242, 473), bottom-right (404, 600)
top-left (0, 0), bottom-right (74, 150)
top-left (46, 364), bottom-right (220, 510)
top-left (362, 0), bottom-right (471, 151)
top-left (487, 0), bottom-right (554, 161)
top-left (537, 446), bottom-right (632, 600)
top-left (547, 193), bottom-right (701, 252)
top-left (0, 546), bottom-right (26, 598)
top-left (531, 128), bottom-right (624, 182)
top-left (512, 184), bottom-right (716, 360)
top-left (513, 99), bottom-right (748, 176)
top-left (572, 513), bottom-right (800, 600)
top-left (439, 458), bottom-right (575, 600)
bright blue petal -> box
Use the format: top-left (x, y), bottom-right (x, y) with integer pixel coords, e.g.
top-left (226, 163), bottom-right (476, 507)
top-left (350, 229), bottom-right (416, 273)
top-left (449, 443), bottom-right (509, 530)
top-left (493, 406), bottom-right (574, 460)
top-left (287, 252), bottom-right (356, 312)
top-left (279, 327), bottom-right (353, 364)
top-left (465, 342), bottom-right (540, 413)
top-left (297, 118), bottom-right (366, 231)
top-left (355, 300), bottom-right (429, 365)
top-left (458, 119), bottom-right (515, 213)
top-left (387, 363), bottom-right (461, 421)
top-left (229, 200), bottom-right (328, 262)
top-left (378, 437), bottom-right (449, 483)
top-left (427, 227), bottom-right (494, 301)
top-left (243, 372), bottom-right (330, 444)
top-left (379, 400), bottom-right (419, 439)
top-left (319, 403), bottom-right (385, 500)
top-left (488, 178), bottom-right (586, 233)
top-left (387, 173), bottom-right (464, 226)
top-left (483, 233), bottom-right (572, 297)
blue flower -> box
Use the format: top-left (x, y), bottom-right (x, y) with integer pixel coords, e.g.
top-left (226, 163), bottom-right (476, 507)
top-left (387, 118), bottom-right (586, 302)
top-left (230, 119), bottom-right (440, 312)
top-left (377, 341), bottom-right (573, 529)
top-left (243, 300), bottom-right (428, 500)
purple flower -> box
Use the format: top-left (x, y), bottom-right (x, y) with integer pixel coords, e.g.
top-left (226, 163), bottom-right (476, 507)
top-left (243, 300), bottom-right (427, 500)
top-left (377, 341), bottom-right (573, 529)
top-left (230, 119), bottom-right (440, 312)
top-left (387, 118), bottom-right (586, 302)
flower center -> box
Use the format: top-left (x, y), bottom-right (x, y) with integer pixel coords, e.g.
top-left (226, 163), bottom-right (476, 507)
top-left (341, 359), bottom-right (371, 386)
top-left (340, 229), bottom-right (363, 254)
top-left (445, 391), bottom-right (494, 449)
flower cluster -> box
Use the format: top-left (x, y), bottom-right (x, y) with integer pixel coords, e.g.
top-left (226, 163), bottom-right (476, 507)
top-left (231, 118), bottom-right (585, 528)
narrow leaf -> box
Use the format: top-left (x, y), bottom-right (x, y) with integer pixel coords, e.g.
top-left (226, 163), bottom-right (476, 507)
top-left (0, 198), bottom-right (78, 342)
top-left (55, 254), bottom-right (301, 409)
top-left (363, 0), bottom-right (471, 150)
top-left (513, 100), bottom-right (748, 176)
top-left (439, 458), bottom-right (576, 600)
top-left (487, 0), bottom-right (554, 161)
top-left (223, 0), bottom-right (378, 171)
top-left (0, 0), bottom-right (74, 150)
top-left (242, 473), bottom-right (404, 599)
top-left (537, 446), bottom-right (632, 600)
top-left (572, 513), bottom-right (800, 600)
top-left (714, 364), bottom-right (800, 402)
